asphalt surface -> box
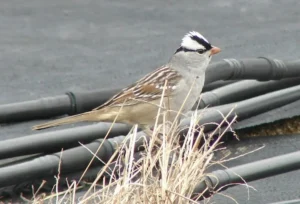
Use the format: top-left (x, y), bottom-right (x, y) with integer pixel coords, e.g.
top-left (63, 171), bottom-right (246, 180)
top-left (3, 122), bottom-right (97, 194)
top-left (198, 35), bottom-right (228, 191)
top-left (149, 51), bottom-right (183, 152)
top-left (1, 0), bottom-right (300, 203)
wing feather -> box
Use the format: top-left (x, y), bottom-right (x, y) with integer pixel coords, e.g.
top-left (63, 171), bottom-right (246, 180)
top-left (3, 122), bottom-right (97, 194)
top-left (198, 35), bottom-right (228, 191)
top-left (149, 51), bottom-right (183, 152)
top-left (93, 65), bottom-right (182, 110)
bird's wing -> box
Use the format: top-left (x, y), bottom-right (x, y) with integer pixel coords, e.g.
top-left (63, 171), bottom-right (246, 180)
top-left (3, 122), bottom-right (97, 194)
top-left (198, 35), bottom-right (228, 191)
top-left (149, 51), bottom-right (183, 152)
top-left (93, 65), bottom-right (182, 110)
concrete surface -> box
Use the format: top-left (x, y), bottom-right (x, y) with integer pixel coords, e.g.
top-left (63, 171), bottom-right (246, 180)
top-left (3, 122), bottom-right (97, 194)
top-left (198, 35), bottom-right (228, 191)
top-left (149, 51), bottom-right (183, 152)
top-left (0, 0), bottom-right (300, 203)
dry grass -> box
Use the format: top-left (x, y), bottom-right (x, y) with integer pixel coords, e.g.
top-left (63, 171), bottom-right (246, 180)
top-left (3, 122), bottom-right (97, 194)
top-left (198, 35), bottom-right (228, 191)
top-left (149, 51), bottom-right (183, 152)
top-left (237, 116), bottom-right (300, 137)
top-left (20, 112), bottom-right (299, 203)
top-left (24, 82), bottom-right (242, 204)
top-left (24, 107), bottom-right (238, 204)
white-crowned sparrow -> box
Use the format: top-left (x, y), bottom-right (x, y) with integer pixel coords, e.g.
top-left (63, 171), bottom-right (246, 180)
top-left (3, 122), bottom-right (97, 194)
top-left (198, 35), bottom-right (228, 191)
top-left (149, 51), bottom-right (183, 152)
top-left (32, 31), bottom-right (221, 131)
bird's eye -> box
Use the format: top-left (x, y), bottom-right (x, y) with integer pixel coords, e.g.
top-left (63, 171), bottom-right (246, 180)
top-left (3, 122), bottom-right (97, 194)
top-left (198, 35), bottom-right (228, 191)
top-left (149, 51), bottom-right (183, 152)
top-left (197, 49), bottom-right (205, 54)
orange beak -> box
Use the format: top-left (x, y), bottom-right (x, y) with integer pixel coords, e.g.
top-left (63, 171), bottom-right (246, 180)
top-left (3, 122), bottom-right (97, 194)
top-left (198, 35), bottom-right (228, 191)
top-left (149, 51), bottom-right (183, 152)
top-left (210, 46), bottom-right (221, 55)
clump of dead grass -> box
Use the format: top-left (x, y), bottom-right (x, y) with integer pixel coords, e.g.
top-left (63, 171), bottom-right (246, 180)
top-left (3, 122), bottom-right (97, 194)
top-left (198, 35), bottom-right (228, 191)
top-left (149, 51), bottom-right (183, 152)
top-left (29, 107), bottom-right (236, 204)
top-left (237, 116), bottom-right (300, 138)
top-left (81, 113), bottom-right (216, 203)
top-left (28, 82), bottom-right (239, 204)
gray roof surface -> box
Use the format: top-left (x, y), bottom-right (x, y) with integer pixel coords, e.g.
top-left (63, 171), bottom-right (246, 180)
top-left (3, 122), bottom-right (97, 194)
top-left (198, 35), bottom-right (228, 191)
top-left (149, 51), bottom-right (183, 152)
top-left (1, 0), bottom-right (300, 203)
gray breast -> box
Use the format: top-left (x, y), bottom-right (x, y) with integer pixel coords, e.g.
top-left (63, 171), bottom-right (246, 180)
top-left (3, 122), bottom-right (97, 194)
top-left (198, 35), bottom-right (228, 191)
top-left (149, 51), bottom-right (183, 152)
top-left (170, 73), bottom-right (205, 114)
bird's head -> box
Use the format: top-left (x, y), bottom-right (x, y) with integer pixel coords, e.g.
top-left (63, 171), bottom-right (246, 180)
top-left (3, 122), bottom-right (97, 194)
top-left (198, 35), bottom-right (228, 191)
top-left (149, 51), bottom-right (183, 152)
top-left (173, 31), bottom-right (221, 66)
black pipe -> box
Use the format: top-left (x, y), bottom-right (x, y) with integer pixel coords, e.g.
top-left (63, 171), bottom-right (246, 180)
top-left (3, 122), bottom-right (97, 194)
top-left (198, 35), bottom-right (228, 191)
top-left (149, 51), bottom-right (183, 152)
top-left (205, 58), bottom-right (300, 84)
top-left (0, 154), bottom-right (41, 168)
top-left (6, 151), bottom-right (145, 199)
top-left (0, 139), bottom-right (109, 188)
top-left (66, 88), bottom-right (121, 114)
top-left (201, 80), bottom-right (239, 92)
top-left (0, 133), bottom-right (146, 188)
top-left (0, 123), bottom-right (131, 159)
top-left (0, 88), bottom-right (121, 123)
top-left (12, 166), bottom-right (103, 196)
top-left (195, 77), bottom-right (300, 109)
top-left (182, 84), bottom-right (300, 133)
top-left (0, 95), bottom-right (71, 123)
top-left (193, 150), bottom-right (300, 199)
top-left (0, 58), bottom-right (299, 123)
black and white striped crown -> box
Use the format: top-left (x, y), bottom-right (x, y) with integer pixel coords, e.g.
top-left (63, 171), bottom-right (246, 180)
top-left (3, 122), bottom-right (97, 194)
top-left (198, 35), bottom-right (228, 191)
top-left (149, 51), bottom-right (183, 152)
top-left (177, 31), bottom-right (212, 53)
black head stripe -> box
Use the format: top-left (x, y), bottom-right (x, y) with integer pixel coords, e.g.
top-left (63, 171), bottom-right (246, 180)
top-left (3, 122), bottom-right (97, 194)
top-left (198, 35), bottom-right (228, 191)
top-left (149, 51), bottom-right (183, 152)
top-left (175, 47), bottom-right (184, 53)
top-left (191, 35), bottom-right (212, 50)
top-left (175, 46), bottom-right (194, 54)
top-left (175, 46), bottom-right (207, 54)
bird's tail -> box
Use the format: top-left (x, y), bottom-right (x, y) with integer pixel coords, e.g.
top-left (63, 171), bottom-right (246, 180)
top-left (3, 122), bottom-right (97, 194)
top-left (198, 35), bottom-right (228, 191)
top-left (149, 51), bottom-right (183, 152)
top-left (32, 111), bottom-right (100, 130)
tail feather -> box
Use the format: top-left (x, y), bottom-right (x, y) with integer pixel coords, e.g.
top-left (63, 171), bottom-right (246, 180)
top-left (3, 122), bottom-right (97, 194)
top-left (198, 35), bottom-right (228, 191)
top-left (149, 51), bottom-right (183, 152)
top-left (32, 111), bottom-right (98, 130)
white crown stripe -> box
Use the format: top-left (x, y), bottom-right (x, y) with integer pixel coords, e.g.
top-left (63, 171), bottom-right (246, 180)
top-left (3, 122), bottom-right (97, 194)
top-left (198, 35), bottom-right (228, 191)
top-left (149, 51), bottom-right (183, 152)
top-left (188, 31), bottom-right (209, 43)
top-left (181, 31), bottom-right (209, 51)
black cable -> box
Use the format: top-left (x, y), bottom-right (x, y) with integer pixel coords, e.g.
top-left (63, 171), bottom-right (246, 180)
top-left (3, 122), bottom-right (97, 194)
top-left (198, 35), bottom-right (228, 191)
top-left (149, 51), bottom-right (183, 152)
top-left (195, 77), bottom-right (300, 109)
top-left (201, 80), bottom-right (239, 92)
top-left (0, 95), bottom-right (71, 123)
top-left (181, 84), bottom-right (300, 133)
top-left (0, 133), bottom-right (146, 188)
top-left (0, 123), bottom-right (131, 159)
top-left (193, 150), bottom-right (300, 199)
top-left (205, 58), bottom-right (300, 84)
top-left (12, 166), bottom-right (103, 197)
top-left (0, 88), bottom-right (121, 123)
top-left (65, 88), bottom-right (121, 114)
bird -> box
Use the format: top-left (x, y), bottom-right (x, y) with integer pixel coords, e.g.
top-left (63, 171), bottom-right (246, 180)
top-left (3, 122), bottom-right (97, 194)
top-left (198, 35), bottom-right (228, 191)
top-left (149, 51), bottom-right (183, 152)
top-left (32, 31), bottom-right (221, 132)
